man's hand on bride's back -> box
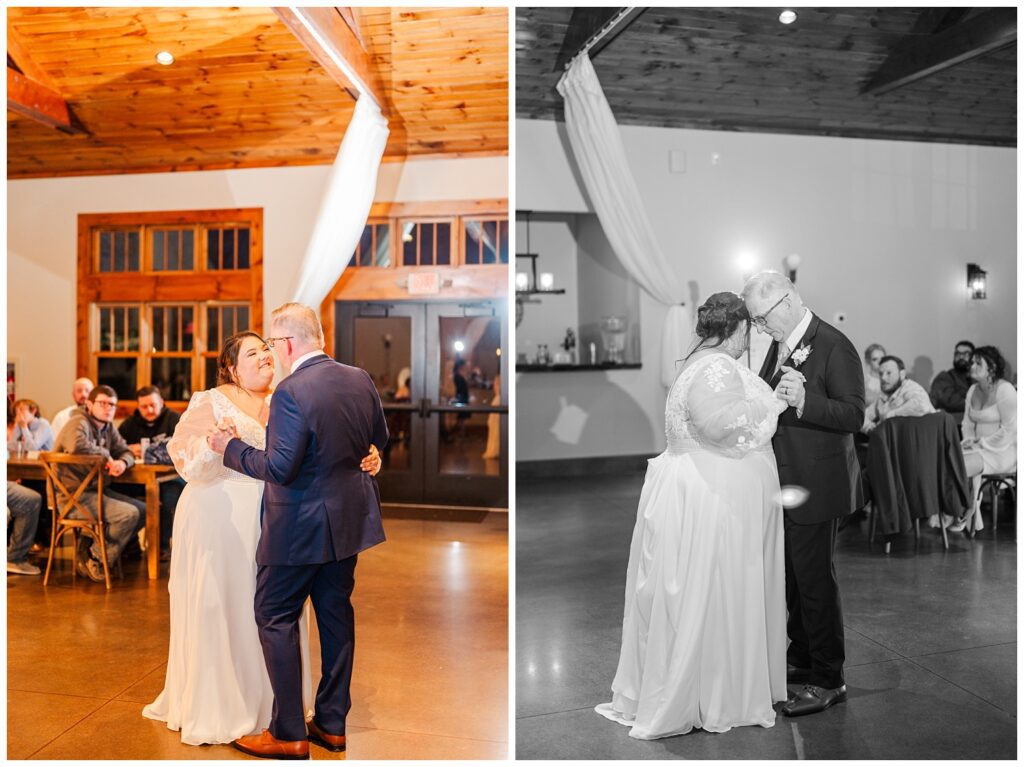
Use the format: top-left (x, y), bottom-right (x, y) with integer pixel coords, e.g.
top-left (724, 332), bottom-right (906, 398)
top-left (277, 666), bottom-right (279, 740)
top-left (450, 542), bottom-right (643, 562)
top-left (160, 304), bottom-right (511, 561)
top-left (361, 444), bottom-right (382, 477)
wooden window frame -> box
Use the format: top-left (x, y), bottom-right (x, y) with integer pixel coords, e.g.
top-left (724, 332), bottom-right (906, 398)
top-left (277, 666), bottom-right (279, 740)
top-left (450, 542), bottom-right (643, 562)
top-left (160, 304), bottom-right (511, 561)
top-left (461, 216), bottom-right (510, 266)
top-left (78, 208), bottom-right (263, 415)
top-left (398, 217), bottom-right (456, 267)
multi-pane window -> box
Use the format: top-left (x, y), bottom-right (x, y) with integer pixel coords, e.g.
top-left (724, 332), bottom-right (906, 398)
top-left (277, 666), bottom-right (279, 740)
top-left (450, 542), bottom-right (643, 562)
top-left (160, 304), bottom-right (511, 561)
top-left (349, 222), bottom-right (391, 268)
top-left (346, 214), bottom-right (508, 268)
top-left (93, 302), bottom-right (250, 403)
top-left (151, 305), bottom-right (195, 401)
top-left (203, 304), bottom-right (251, 389)
top-left (207, 226), bottom-right (251, 270)
top-left (401, 220), bottom-right (452, 266)
top-left (96, 304), bottom-right (141, 400)
top-left (80, 209), bottom-right (263, 408)
top-left (97, 230), bottom-right (141, 272)
top-left (152, 228), bottom-right (196, 271)
top-left (464, 218), bottom-right (509, 265)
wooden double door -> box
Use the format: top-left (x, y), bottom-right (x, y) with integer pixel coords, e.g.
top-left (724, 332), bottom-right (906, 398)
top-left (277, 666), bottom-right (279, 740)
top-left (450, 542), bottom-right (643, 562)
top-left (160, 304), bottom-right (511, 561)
top-left (335, 300), bottom-right (508, 508)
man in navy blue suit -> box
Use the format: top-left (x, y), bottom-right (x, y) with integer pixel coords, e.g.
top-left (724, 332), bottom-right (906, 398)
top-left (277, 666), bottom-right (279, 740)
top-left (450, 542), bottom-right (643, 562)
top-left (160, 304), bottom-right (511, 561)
top-left (210, 303), bottom-right (388, 759)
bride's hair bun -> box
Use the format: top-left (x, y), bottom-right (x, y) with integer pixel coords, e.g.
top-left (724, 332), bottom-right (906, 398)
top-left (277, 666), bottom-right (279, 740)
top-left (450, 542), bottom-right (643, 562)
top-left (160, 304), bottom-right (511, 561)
top-left (218, 331), bottom-right (269, 386)
top-left (696, 292), bottom-right (749, 341)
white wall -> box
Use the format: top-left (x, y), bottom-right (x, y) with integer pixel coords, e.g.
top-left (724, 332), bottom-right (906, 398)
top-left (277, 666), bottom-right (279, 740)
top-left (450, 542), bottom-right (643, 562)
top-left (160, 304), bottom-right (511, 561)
top-left (7, 156), bottom-right (508, 419)
top-left (516, 118), bottom-right (1017, 460)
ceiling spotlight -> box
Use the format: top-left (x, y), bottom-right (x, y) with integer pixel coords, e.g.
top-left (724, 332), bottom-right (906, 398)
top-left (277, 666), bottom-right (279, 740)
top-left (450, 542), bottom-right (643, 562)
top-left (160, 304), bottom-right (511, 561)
top-left (779, 10), bottom-right (798, 25)
top-left (155, 51), bottom-right (175, 66)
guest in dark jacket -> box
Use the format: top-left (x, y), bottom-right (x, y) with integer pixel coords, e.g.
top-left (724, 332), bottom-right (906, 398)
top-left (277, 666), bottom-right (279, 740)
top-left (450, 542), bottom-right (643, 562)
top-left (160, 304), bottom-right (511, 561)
top-left (118, 385), bottom-right (181, 455)
top-left (117, 385), bottom-right (183, 558)
top-left (930, 340), bottom-right (974, 424)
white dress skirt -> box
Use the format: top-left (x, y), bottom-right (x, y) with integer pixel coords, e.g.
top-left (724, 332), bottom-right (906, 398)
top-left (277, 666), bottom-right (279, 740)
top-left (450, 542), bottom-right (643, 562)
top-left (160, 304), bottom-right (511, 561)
top-left (143, 389), bottom-right (312, 745)
top-left (596, 353), bottom-right (788, 739)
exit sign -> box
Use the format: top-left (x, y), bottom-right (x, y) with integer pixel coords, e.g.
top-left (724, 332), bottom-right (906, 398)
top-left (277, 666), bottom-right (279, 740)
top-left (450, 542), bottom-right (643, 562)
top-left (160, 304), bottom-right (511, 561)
top-left (407, 272), bottom-right (441, 295)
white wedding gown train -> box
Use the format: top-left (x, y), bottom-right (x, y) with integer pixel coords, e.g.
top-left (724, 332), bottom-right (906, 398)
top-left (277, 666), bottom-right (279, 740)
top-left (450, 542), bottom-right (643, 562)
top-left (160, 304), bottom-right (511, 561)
top-left (597, 353), bottom-right (788, 739)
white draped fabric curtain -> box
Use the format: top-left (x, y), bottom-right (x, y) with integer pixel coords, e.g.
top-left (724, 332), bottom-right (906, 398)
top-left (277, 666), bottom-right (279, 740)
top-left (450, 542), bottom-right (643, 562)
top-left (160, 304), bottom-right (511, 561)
top-left (291, 96), bottom-right (390, 308)
top-left (557, 54), bottom-right (691, 388)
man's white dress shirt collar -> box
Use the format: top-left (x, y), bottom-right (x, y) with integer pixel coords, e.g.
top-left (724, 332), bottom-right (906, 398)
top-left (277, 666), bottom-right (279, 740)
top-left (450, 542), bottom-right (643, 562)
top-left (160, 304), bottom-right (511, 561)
top-left (290, 350), bottom-right (327, 375)
top-left (783, 308), bottom-right (813, 353)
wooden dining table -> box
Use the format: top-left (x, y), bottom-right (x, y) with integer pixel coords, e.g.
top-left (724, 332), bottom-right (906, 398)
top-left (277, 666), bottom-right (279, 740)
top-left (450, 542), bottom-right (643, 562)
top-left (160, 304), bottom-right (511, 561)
top-left (7, 456), bottom-right (179, 580)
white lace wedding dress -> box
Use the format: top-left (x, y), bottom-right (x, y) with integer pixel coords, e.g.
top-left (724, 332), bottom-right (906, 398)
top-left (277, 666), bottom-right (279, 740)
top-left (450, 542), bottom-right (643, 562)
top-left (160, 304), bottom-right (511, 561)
top-left (142, 389), bottom-right (312, 745)
top-left (596, 352), bottom-right (788, 739)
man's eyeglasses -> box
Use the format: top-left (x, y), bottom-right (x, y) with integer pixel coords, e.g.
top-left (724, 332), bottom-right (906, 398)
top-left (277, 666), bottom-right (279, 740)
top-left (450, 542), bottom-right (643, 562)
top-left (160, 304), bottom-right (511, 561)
top-left (91, 399), bottom-right (118, 410)
top-left (265, 336), bottom-right (293, 348)
top-left (750, 293), bottom-right (789, 328)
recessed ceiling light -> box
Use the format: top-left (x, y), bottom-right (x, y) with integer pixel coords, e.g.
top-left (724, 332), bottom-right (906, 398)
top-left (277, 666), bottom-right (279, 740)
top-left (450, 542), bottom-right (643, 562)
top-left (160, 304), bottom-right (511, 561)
top-left (155, 51), bottom-right (174, 66)
top-left (779, 10), bottom-right (798, 25)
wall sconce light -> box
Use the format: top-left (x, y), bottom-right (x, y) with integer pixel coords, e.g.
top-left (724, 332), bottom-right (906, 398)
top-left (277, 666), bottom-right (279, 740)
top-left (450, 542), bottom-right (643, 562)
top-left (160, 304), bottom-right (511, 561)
top-left (539, 272), bottom-right (555, 291)
top-left (967, 263), bottom-right (987, 299)
top-left (783, 253), bottom-right (801, 283)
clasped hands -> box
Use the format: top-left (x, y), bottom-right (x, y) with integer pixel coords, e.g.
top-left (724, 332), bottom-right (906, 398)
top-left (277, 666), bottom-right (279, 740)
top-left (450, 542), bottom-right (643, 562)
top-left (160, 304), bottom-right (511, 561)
top-left (775, 366), bottom-right (806, 411)
top-left (207, 417), bottom-right (239, 455)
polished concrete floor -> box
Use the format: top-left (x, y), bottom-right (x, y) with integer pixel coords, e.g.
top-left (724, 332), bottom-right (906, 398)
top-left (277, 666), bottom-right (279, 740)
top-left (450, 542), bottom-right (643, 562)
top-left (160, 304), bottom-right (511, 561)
top-left (516, 471), bottom-right (1017, 760)
top-left (8, 516), bottom-right (508, 760)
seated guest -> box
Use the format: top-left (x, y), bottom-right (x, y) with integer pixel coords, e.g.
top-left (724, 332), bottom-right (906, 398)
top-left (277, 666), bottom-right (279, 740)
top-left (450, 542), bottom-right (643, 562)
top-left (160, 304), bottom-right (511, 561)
top-left (117, 385), bottom-right (183, 558)
top-left (118, 385), bottom-right (181, 457)
top-left (951, 345), bottom-right (1017, 532)
top-left (54, 385), bottom-right (145, 583)
top-left (930, 340), bottom-right (974, 424)
top-left (50, 377), bottom-right (94, 440)
top-left (862, 355), bottom-right (935, 434)
top-left (7, 398), bottom-right (55, 454)
top-left (862, 343), bottom-right (886, 408)
top-left (7, 481), bottom-right (42, 575)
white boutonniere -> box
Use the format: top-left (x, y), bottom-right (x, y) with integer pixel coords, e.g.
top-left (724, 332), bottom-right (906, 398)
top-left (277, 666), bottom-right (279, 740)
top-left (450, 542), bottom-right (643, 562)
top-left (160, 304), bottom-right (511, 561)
top-left (790, 344), bottom-right (812, 367)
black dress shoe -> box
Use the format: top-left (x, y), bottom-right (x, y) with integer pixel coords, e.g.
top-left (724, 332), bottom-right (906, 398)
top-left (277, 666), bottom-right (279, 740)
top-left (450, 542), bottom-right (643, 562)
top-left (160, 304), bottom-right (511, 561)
top-left (786, 664), bottom-right (812, 683)
top-left (781, 684), bottom-right (847, 717)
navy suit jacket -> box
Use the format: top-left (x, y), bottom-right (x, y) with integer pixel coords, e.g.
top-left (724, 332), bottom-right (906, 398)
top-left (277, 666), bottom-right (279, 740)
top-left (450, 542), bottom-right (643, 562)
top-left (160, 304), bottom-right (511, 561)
top-left (759, 314), bottom-right (865, 524)
top-left (224, 354), bottom-right (389, 565)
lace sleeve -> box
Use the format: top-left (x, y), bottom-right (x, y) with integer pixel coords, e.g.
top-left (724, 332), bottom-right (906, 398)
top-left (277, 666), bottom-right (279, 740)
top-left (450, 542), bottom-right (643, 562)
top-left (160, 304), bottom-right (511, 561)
top-left (167, 391), bottom-right (223, 484)
top-left (687, 356), bottom-right (785, 454)
top-left (979, 381), bottom-right (1017, 454)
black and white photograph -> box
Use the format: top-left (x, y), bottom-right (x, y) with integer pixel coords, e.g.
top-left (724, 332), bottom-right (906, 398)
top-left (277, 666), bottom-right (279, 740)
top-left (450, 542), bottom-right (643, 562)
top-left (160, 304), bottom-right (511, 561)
top-left (515, 6), bottom-right (1016, 760)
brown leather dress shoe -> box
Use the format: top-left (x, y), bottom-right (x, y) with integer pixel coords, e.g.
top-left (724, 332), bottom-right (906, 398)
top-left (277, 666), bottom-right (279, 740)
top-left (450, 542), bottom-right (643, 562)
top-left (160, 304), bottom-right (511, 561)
top-left (232, 729), bottom-right (309, 760)
top-left (781, 684), bottom-right (847, 717)
top-left (307, 718), bottom-right (346, 752)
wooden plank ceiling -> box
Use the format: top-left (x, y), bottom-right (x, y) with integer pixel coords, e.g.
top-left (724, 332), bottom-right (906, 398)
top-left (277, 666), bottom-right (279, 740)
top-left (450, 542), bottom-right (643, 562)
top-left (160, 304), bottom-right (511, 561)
top-left (7, 6), bottom-right (508, 178)
top-left (516, 7), bottom-right (1016, 146)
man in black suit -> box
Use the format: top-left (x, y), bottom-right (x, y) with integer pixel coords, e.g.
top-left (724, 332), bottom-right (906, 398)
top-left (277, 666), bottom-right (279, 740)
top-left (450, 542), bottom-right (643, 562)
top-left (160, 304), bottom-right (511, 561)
top-left (742, 271), bottom-right (865, 717)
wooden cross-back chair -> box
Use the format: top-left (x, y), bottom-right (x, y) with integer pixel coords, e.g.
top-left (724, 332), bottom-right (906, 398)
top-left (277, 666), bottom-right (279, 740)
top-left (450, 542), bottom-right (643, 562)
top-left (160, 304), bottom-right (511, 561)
top-left (38, 452), bottom-right (118, 589)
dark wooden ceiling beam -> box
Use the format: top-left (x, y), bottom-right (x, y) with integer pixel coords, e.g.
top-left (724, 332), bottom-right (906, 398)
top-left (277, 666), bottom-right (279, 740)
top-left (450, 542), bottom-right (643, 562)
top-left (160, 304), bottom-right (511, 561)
top-left (554, 7), bottom-right (646, 71)
top-left (7, 67), bottom-right (85, 134)
top-left (273, 6), bottom-right (388, 115)
top-left (862, 8), bottom-right (1016, 96)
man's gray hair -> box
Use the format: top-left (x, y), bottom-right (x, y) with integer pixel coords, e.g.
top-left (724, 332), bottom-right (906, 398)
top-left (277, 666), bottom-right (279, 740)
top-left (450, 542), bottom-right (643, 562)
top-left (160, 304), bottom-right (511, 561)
top-left (271, 303), bottom-right (324, 348)
top-left (741, 270), bottom-right (799, 302)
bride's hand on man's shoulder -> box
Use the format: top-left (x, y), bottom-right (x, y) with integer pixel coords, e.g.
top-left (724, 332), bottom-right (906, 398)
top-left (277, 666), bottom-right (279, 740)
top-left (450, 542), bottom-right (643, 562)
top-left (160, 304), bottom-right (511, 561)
top-left (361, 444), bottom-right (382, 476)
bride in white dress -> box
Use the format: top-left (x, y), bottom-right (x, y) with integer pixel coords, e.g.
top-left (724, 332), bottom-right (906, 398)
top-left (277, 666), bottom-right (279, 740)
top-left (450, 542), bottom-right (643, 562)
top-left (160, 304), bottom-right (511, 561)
top-left (596, 292), bottom-right (789, 740)
top-left (143, 332), bottom-right (378, 745)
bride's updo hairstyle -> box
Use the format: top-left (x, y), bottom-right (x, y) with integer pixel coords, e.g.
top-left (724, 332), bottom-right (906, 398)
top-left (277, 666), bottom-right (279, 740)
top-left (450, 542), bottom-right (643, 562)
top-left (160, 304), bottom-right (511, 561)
top-left (684, 292), bottom-right (750, 361)
top-left (218, 331), bottom-right (267, 387)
